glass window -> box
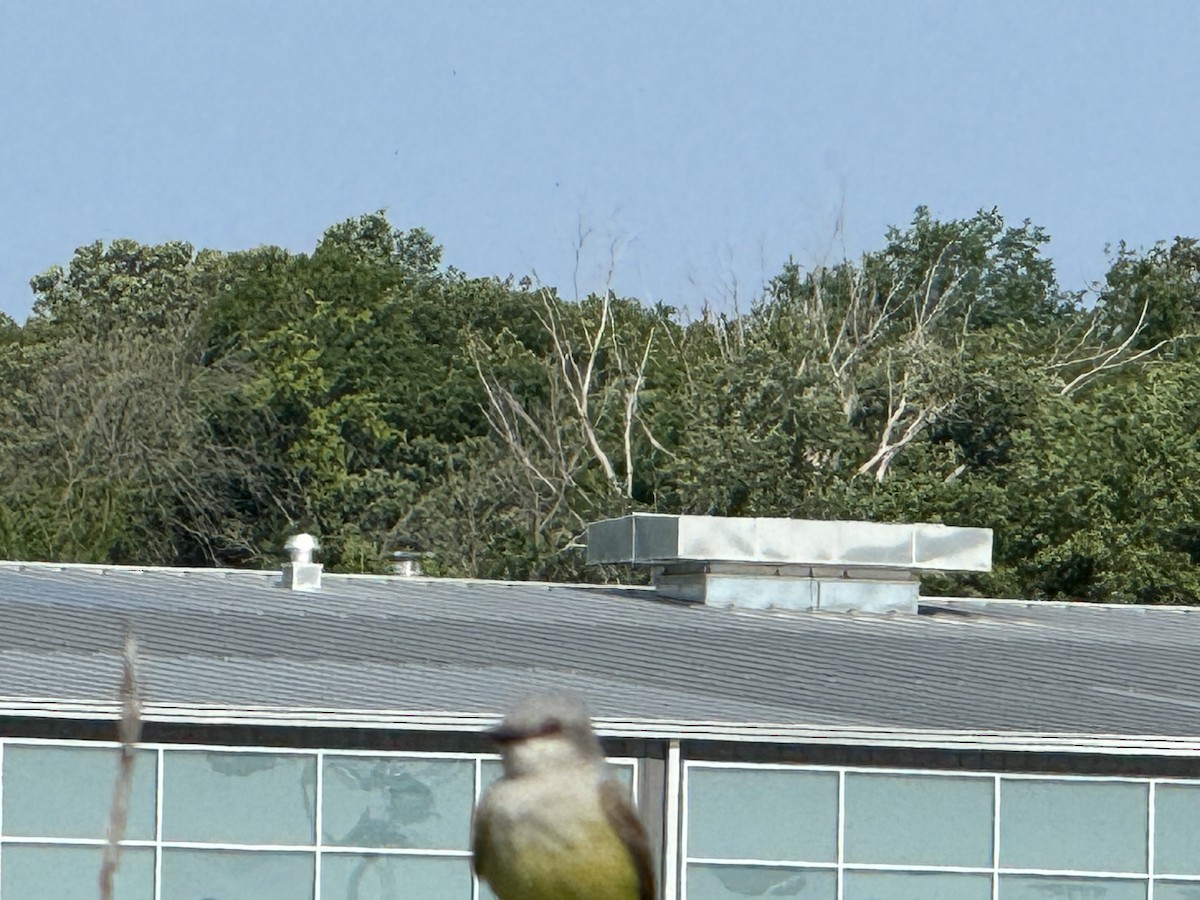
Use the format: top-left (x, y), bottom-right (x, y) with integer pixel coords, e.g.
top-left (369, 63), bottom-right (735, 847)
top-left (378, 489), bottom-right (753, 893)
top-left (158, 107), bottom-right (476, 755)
top-left (609, 761), bottom-right (636, 795)
top-left (1000, 779), bottom-right (1148, 873)
top-left (844, 772), bottom-right (993, 867)
top-left (320, 853), bottom-right (472, 900)
top-left (1155, 883), bottom-right (1200, 900)
top-left (686, 864), bottom-right (836, 900)
top-left (161, 750), bottom-right (316, 845)
top-left (688, 767), bottom-right (838, 862)
top-left (1000, 875), bottom-right (1146, 900)
top-left (844, 870), bottom-right (992, 900)
top-left (322, 756), bottom-right (474, 849)
top-left (160, 848), bottom-right (314, 900)
top-left (480, 758), bottom-right (503, 794)
top-left (2, 744), bottom-right (157, 839)
top-left (1155, 784), bottom-right (1200, 875)
top-left (0, 844), bottom-right (154, 900)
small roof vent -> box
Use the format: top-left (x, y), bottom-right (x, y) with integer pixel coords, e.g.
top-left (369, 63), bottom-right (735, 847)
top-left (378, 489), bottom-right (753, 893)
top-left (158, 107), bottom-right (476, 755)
top-left (391, 551), bottom-right (431, 577)
top-left (281, 533), bottom-right (322, 591)
top-left (586, 514), bottom-right (992, 613)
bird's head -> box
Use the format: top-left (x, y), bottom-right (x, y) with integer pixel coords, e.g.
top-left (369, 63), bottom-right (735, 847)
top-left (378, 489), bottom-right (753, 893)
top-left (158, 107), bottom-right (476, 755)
top-left (488, 693), bottom-right (604, 778)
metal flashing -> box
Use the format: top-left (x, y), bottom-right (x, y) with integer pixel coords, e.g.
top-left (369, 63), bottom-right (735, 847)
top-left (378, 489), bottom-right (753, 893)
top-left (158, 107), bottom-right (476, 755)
top-left (3, 700), bottom-right (1200, 757)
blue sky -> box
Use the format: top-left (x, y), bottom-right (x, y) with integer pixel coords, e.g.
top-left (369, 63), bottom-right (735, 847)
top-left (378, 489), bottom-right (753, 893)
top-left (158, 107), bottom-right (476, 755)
top-left (2, 1), bottom-right (1197, 322)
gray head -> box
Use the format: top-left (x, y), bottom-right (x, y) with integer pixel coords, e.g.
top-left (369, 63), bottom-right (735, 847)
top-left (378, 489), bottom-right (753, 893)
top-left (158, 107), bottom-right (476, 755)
top-left (489, 693), bottom-right (605, 777)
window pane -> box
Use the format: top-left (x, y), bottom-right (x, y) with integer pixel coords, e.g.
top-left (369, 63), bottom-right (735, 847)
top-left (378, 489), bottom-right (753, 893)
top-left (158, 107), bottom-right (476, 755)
top-left (321, 854), bottom-right (472, 900)
top-left (686, 864), bottom-right (836, 900)
top-left (845, 870), bottom-right (991, 900)
top-left (1000, 875), bottom-right (1146, 900)
top-left (688, 767), bottom-right (838, 862)
top-left (162, 751), bottom-right (315, 844)
top-left (3, 744), bottom-right (156, 839)
top-left (322, 757), bottom-right (474, 849)
top-left (1155, 784), bottom-right (1200, 874)
top-left (1155, 882), bottom-right (1200, 900)
top-left (0, 845), bottom-right (154, 900)
top-left (161, 849), bottom-right (314, 900)
top-left (844, 773), bottom-right (993, 866)
top-left (480, 759), bottom-right (503, 795)
top-left (1000, 780), bottom-right (1148, 873)
top-left (609, 762), bottom-right (635, 795)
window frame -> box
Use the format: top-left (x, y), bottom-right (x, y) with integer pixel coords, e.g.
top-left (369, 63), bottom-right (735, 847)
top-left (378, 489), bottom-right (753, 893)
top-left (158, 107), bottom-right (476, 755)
top-left (682, 760), bottom-right (1200, 900)
top-left (0, 737), bottom-right (640, 900)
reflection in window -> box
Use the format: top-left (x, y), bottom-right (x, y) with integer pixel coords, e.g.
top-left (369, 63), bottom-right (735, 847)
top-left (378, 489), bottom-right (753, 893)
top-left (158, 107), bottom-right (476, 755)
top-left (321, 854), bottom-right (472, 900)
top-left (322, 757), bottom-right (474, 849)
top-left (162, 751), bottom-right (316, 845)
top-left (999, 875), bottom-right (1147, 900)
top-left (160, 848), bottom-right (314, 900)
top-left (1155, 883), bottom-right (1200, 900)
top-left (688, 768), bottom-right (838, 862)
top-left (844, 870), bottom-right (991, 900)
top-left (687, 864), bottom-right (836, 900)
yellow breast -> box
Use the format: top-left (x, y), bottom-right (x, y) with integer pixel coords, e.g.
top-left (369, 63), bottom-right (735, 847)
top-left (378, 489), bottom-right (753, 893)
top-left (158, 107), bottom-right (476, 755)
top-left (485, 817), bottom-right (641, 900)
top-left (477, 772), bottom-right (643, 900)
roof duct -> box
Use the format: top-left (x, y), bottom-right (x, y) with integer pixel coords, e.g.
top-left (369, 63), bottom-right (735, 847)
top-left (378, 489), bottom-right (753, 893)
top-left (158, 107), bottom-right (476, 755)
top-left (586, 514), bottom-right (993, 613)
top-left (281, 533), bottom-right (323, 591)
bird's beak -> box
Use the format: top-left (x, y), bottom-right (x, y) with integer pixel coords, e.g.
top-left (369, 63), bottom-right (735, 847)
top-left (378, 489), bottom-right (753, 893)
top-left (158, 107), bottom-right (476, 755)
top-left (487, 723), bottom-right (524, 745)
top-left (486, 719), bottom-right (565, 745)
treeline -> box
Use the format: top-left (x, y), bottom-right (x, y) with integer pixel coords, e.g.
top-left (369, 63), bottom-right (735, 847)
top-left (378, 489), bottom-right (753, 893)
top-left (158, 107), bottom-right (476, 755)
top-left (1, 209), bottom-right (1199, 602)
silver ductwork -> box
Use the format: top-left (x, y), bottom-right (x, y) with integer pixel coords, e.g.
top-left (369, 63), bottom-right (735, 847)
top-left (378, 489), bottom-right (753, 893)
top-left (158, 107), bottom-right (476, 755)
top-left (587, 514), bottom-right (993, 613)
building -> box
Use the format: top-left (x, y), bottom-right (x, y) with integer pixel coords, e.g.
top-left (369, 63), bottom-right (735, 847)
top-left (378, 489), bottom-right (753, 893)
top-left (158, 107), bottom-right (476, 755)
top-left (2, 514), bottom-right (1200, 900)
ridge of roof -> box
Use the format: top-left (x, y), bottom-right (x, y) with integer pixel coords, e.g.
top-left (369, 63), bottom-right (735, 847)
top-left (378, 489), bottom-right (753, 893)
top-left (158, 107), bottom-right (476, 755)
top-left (6, 559), bottom-right (1200, 614)
top-left (0, 559), bottom-right (655, 593)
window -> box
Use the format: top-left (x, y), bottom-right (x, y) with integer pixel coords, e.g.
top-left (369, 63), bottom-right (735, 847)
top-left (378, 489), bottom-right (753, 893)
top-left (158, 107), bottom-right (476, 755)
top-left (684, 762), bottom-right (1200, 900)
top-left (685, 765), bottom-right (839, 900)
top-left (999, 778), bottom-right (1147, 873)
top-left (844, 772), bottom-right (992, 867)
top-left (0, 740), bottom-right (638, 900)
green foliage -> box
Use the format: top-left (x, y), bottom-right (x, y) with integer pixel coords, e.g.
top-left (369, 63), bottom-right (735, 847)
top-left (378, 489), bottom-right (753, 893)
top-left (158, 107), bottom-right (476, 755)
top-left (28, 239), bottom-right (227, 339)
top-left (1094, 237), bottom-right (1200, 352)
top-left (3, 208), bottom-right (1199, 603)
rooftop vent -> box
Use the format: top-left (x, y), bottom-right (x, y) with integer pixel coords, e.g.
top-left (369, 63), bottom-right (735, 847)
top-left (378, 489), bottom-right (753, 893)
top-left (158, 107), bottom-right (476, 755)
top-left (586, 514), bottom-right (992, 613)
top-left (281, 533), bottom-right (322, 591)
top-left (391, 551), bottom-right (431, 577)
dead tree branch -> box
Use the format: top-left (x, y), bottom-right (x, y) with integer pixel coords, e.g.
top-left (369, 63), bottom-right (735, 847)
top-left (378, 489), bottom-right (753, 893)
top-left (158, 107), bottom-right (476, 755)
top-left (99, 631), bottom-right (142, 900)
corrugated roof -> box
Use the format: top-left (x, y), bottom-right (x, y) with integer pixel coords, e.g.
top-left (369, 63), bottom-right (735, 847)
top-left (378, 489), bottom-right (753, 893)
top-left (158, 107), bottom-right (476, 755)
top-left (2, 562), bottom-right (1200, 749)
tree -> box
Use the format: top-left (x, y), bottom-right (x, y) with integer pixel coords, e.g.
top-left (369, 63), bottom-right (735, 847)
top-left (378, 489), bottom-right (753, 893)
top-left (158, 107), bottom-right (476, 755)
top-left (0, 314), bottom-right (257, 564)
top-left (4, 207), bottom-right (1198, 604)
top-left (1093, 237), bottom-right (1200, 352)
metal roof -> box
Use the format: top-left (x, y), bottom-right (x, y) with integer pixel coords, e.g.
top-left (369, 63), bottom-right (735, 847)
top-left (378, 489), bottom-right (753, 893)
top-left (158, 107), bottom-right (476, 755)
top-left (2, 561), bottom-right (1200, 752)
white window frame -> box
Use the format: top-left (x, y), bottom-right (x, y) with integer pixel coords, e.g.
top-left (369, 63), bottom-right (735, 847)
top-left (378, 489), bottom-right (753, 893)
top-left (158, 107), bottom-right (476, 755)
top-left (682, 760), bottom-right (1200, 900)
top-left (0, 737), bottom-right (640, 900)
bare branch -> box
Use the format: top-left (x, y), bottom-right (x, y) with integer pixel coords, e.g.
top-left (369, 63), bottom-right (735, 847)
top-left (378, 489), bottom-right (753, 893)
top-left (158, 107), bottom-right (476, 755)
top-left (1049, 300), bottom-right (1174, 396)
top-left (99, 631), bottom-right (142, 900)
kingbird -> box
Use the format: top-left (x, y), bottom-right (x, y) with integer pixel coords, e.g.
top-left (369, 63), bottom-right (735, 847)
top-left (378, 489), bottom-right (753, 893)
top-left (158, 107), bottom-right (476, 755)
top-left (471, 694), bottom-right (656, 900)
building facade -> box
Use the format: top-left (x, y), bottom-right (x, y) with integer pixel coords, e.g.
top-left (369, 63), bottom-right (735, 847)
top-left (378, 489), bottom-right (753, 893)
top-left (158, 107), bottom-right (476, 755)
top-left (3, 515), bottom-right (1200, 899)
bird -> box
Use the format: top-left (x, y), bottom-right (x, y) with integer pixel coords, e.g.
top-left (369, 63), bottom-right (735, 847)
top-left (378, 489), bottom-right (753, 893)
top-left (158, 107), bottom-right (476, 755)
top-left (472, 693), bottom-right (656, 900)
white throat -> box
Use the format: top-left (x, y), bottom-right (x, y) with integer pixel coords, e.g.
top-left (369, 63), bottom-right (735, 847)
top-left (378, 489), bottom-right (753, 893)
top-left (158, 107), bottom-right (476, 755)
top-left (501, 732), bottom-right (597, 779)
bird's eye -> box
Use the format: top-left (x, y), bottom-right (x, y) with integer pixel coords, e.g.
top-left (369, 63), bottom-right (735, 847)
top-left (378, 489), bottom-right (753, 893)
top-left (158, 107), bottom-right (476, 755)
top-left (535, 718), bottom-right (565, 737)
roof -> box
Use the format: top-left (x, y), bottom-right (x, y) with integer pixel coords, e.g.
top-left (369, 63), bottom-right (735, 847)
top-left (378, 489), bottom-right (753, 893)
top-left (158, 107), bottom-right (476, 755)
top-left (2, 561), bottom-right (1199, 754)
